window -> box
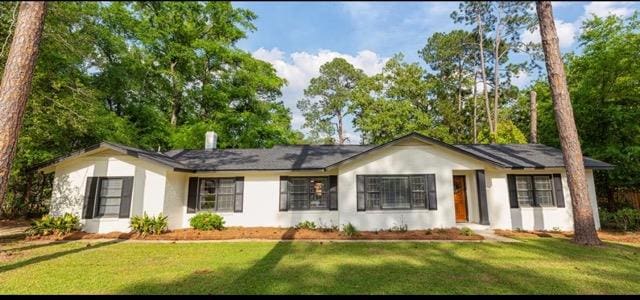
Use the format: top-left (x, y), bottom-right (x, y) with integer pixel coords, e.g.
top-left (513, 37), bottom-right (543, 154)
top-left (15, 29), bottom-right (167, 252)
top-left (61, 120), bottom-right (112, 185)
top-left (97, 178), bottom-right (123, 217)
top-left (515, 175), bottom-right (555, 207)
top-left (364, 175), bottom-right (427, 210)
top-left (198, 178), bottom-right (236, 212)
top-left (287, 177), bottom-right (329, 210)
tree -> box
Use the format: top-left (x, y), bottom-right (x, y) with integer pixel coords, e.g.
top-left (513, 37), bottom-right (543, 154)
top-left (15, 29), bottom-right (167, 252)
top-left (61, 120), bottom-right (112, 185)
top-left (536, 1), bottom-right (600, 245)
top-left (0, 2), bottom-right (47, 208)
top-left (0, 2), bottom-right (300, 217)
top-left (452, 2), bottom-right (494, 135)
top-left (452, 2), bottom-right (536, 139)
top-left (529, 90), bottom-right (537, 143)
top-left (352, 54), bottom-right (446, 144)
top-left (420, 30), bottom-right (476, 112)
top-left (297, 58), bottom-right (365, 144)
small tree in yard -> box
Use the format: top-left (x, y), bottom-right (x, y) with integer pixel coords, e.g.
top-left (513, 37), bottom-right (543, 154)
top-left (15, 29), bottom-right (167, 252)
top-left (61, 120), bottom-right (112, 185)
top-left (0, 2), bottom-right (47, 211)
top-left (536, 1), bottom-right (600, 245)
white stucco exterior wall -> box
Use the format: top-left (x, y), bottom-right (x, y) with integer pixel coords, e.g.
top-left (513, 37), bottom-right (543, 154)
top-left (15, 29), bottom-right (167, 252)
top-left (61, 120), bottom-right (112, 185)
top-left (336, 143), bottom-right (487, 231)
top-left (50, 150), bottom-right (169, 233)
top-left (485, 168), bottom-right (600, 231)
top-left (180, 171), bottom-right (340, 229)
top-left (48, 142), bottom-right (603, 233)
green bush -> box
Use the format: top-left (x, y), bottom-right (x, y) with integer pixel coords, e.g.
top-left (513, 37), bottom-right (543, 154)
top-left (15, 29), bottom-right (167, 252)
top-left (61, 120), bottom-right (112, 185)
top-left (460, 227), bottom-right (474, 236)
top-left (28, 213), bottom-right (80, 236)
top-left (342, 222), bottom-right (358, 237)
top-left (130, 213), bottom-right (168, 235)
top-left (295, 220), bottom-right (317, 230)
top-left (600, 208), bottom-right (640, 231)
top-left (189, 212), bottom-right (225, 231)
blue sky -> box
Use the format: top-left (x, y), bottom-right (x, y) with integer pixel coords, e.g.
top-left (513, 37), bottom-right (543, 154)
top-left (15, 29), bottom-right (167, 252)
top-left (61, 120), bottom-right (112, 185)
top-left (232, 1), bottom-right (639, 143)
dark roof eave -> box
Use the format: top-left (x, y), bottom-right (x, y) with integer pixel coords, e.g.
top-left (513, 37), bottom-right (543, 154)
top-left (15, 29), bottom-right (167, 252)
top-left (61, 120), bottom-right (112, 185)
top-left (174, 167), bottom-right (329, 173)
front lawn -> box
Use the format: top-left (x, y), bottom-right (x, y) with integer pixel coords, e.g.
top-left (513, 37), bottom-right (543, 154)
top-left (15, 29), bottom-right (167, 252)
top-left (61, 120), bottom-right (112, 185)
top-left (1, 237), bottom-right (639, 294)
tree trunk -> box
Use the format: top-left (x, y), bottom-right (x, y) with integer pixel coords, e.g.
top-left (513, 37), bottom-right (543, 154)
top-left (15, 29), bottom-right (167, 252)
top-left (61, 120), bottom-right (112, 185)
top-left (477, 15), bottom-right (493, 134)
top-left (336, 109), bottom-right (345, 145)
top-left (493, 17), bottom-right (501, 136)
top-left (169, 61), bottom-right (180, 126)
top-left (457, 58), bottom-right (463, 112)
top-left (536, 1), bottom-right (601, 246)
top-left (530, 90), bottom-right (538, 143)
top-left (473, 70), bottom-right (478, 144)
top-left (0, 2), bottom-right (47, 207)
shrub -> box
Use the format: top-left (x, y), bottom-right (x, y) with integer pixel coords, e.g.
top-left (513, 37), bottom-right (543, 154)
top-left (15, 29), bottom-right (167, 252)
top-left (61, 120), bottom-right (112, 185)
top-left (612, 208), bottom-right (640, 231)
top-left (550, 227), bottom-right (562, 233)
top-left (295, 220), bottom-right (317, 230)
top-left (342, 222), bottom-right (358, 237)
top-left (600, 208), bottom-right (640, 231)
top-left (28, 213), bottom-right (80, 236)
top-left (189, 212), bottom-right (225, 231)
top-left (130, 213), bottom-right (168, 235)
top-left (460, 227), bottom-right (474, 236)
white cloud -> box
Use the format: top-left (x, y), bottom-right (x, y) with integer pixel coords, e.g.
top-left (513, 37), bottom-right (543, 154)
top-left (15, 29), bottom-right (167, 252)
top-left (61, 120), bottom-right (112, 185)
top-left (522, 20), bottom-right (577, 49)
top-left (512, 70), bottom-right (531, 89)
top-left (252, 48), bottom-right (388, 144)
top-left (583, 1), bottom-right (634, 19)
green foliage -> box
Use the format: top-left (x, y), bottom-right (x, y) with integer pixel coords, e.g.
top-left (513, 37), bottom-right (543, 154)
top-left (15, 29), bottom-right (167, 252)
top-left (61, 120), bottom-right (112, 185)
top-left (294, 220), bottom-right (317, 230)
top-left (352, 54), bottom-right (449, 144)
top-left (27, 213), bottom-right (80, 236)
top-left (130, 213), bottom-right (168, 235)
top-left (1, 2), bottom-right (301, 218)
top-left (297, 58), bottom-right (365, 143)
top-left (189, 212), bottom-right (225, 231)
top-left (600, 208), bottom-right (640, 232)
top-left (477, 120), bottom-right (527, 144)
top-left (341, 222), bottom-right (358, 237)
top-left (460, 227), bottom-right (474, 236)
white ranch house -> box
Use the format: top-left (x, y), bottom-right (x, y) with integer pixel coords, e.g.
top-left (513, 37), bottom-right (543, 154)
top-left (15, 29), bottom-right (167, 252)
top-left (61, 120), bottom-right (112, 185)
top-left (36, 132), bottom-right (613, 233)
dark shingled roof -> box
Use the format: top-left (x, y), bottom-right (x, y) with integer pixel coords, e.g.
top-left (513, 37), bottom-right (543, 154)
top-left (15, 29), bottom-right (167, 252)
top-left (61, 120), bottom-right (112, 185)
top-left (453, 144), bottom-right (613, 169)
top-left (164, 145), bottom-right (376, 171)
top-left (34, 132), bottom-right (614, 172)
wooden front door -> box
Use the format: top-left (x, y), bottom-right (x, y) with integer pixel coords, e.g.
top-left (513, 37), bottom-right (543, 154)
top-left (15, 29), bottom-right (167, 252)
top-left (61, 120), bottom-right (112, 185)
top-left (453, 176), bottom-right (468, 222)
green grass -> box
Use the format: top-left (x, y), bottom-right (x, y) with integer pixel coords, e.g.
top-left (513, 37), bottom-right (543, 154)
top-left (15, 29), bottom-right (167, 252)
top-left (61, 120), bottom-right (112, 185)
top-left (1, 237), bottom-right (639, 294)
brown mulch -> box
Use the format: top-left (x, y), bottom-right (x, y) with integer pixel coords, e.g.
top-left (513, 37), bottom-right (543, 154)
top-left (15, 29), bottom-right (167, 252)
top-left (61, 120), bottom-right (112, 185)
top-left (25, 227), bottom-right (483, 241)
top-left (494, 229), bottom-right (640, 244)
top-left (0, 219), bottom-right (32, 227)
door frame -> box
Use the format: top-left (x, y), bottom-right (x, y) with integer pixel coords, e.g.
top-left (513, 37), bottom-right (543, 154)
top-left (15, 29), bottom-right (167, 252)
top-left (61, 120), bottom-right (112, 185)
top-left (453, 175), bottom-right (469, 223)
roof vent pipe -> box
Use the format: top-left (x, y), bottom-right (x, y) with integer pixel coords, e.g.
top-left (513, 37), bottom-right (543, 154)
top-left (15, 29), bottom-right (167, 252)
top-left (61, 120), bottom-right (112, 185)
top-left (205, 131), bottom-right (217, 150)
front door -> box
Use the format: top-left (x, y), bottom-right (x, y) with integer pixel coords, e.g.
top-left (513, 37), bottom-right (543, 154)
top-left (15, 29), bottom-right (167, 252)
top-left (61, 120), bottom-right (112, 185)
top-left (453, 175), bottom-right (468, 222)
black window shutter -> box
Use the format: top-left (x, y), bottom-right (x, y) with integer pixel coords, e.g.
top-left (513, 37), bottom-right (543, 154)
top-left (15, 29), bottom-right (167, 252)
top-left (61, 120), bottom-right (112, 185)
top-left (426, 174), bottom-right (437, 210)
top-left (279, 176), bottom-right (289, 211)
top-left (119, 177), bottom-right (134, 218)
top-left (329, 175), bottom-right (338, 210)
top-left (187, 177), bottom-right (199, 213)
top-left (507, 174), bottom-right (519, 208)
top-left (83, 177), bottom-right (98, 219)
top-left (356, 175), bottom-right (365, 211)
top-left (553, 174), bottom-right (565, 208)
top-left (234, 177), bottom-right (244, 212)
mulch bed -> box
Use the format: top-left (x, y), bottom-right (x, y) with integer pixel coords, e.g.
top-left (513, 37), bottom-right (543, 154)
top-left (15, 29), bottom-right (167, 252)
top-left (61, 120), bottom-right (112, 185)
top-left (25, 227), bottom-right (483, 241)
top-left (0, 219), bottom-right (32, 227)
top-left (494, 229), bottom-right (640, 244)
